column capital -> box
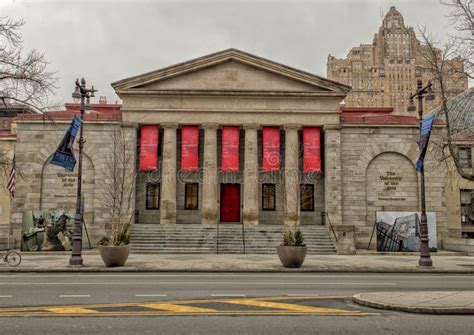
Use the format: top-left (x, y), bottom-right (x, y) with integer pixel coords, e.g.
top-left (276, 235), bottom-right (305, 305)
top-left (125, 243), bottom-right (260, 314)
top-left (161, 122), bottom-right (179, 129)
top-left (284, 124), bottom-right (301, 131)
top-left (243, 123), bottom-right (260, 130)
top-left (201, 123), bottom-right (219, 130)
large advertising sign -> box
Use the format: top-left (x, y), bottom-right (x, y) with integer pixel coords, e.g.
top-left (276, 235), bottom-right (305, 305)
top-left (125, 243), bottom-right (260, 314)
top-left (375, 211), bottom-right (437, 252)
top-left (181, 126), bottom-right (199, 171)
top-left (262, 127), bottom-right (280, 172)
top-left (221, 126), bottom-right (240, 172)
top-left (303, 127), bottom-right (321, 173)
top-left (139, 125), bottom-right (159, 171)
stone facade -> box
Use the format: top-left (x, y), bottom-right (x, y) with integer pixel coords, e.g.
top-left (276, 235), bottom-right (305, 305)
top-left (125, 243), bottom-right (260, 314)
top-left (327, 6), bottom-right (468, 115)
top-left (6, 49), bottom-right (460, 252)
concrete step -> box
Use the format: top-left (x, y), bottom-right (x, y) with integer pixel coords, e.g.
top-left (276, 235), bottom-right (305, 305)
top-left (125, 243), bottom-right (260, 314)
top-left (130, 224), bottom-right (337, 255)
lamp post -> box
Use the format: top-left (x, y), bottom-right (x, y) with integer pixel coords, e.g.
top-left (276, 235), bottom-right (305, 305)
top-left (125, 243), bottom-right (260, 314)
top-left (408, 79), bottom-right (434, 268)
top-left (69, 78), bottom-right (96, 266)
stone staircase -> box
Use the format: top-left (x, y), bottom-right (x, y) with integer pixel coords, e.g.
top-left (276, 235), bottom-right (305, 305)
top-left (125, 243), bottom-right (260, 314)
top-left (131, 224), bottom-right (337, 254)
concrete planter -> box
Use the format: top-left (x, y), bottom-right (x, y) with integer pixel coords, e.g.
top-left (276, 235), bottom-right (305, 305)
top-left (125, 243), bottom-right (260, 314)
top-left (99, 244), bottom-right (131, 267)
top-left (276, 245), bottom-right (307, 268)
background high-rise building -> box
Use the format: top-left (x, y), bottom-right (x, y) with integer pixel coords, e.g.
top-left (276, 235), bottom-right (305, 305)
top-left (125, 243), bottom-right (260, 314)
top-left (327, 6), bottom-right (468, 115)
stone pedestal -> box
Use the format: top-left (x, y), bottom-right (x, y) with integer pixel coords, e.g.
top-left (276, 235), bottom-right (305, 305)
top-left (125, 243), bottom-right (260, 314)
top-left (160, 123), bottom-right (178, 224)
top-left (243, 124), bottom-right (259, 225)
top-left (284, 124), bottom-right (300, 227)
top-left (201, 123), bottom-right (219, 224)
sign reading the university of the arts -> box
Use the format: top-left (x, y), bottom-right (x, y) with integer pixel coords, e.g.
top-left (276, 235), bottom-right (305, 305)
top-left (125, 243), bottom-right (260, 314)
top-left (303, 127), bottom-right (321, 173)
top-left (49, 115), bottom-right (81, 171)
top-left (262, 127), bottom-right (280, 172)
top-left (181, 126), bottom-right (199, 171)
top-left (139, 125), bottom-right (159, 171)
top-left (221, 126), bottom-right (240, 172)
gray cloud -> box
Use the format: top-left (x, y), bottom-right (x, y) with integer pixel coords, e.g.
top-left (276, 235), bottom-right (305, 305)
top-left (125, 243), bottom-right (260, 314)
top-left (0, 0), bottom-right (457, 105)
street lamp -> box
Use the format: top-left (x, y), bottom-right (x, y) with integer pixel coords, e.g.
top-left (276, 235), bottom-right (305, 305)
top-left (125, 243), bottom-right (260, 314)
top-left (69, 78), bottom-right (96, 266)
top-left (408, 79), bottom-right (434, 268)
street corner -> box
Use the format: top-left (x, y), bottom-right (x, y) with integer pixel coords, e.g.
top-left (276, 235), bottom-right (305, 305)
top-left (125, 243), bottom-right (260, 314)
top-left (352, 291), bottom-right (474, 315)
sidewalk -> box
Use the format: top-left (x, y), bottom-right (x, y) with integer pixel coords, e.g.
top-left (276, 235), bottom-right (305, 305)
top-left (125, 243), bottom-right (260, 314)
top-left (1, 251), bottom-right (473, 272)
top-left (353, 291), bottom-right (474, 314)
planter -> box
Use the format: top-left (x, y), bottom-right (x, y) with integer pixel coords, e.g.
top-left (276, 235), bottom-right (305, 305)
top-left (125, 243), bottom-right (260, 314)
top-left (276, 245), bottom-right (307, 268)
top-left (99, 244), bottom-right (131, 267)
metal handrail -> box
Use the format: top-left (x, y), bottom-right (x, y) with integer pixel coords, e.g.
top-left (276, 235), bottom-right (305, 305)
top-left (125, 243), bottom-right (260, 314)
top-left (241, 220), bottom-right (246, 254)
top-left (321, 212), bottom-right (338, 242)
top-left (216, 219), bottom-right (220, 254)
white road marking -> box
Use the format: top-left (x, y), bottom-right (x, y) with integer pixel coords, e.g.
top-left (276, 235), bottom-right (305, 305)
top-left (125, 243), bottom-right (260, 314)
top-left (0, 295), bottom-right (12, 298)
top-left (286, 294), bottom-right (319, 297)
top-left (211, 294), bottom-right (246, 297)
top-left (0, 282), bottom-right (398, 286)
top-left (59, 295), bottom-right (90, 298)
top-left (135, 294), bottom-right (168, 297)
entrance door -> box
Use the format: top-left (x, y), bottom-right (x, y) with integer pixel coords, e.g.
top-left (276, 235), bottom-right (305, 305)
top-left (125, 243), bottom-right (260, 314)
top-left (220, 184), bottom-right (240, 223)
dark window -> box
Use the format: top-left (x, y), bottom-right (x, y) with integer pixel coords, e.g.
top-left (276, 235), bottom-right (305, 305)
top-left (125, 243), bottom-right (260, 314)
top-left (185, 183), bottom-right (199, 210)
top-left (459, 147), bottom-right (472, 169)
top-left (300, 184), bottom-right (314, 212)
top-left (460, 190), bottom-right (473, 225)
top-left (146, 183), bottom-right (160, 210)
top-left (262, 184), bottom-right (276, 211)
top-left (2, 120), bottom-right (8, 128)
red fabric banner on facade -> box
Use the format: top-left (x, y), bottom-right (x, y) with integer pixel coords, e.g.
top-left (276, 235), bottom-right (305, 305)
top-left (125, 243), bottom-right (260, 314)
top-left (262, 127), bottom-right (280, 172)
top-left (181, 126), bottom-right (199, 171)
top-left (303, 127), bottom-right (321, 173)
top-left (139, 125), bottom-right (159, 171)
top-left (221, 126), bottom-right (240, 172)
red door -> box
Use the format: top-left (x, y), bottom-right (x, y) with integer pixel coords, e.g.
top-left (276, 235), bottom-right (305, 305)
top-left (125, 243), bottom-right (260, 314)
top-left (220, 184), bottom-right (240, 223)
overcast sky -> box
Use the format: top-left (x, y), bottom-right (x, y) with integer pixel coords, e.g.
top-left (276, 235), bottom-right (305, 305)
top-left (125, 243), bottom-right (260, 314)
top-left (0, 0), bottom-right (460, 105)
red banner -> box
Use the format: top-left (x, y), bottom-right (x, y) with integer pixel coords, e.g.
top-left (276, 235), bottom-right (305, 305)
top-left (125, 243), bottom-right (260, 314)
top-left (181, 126), bottom-right (199, 171)
top-left (303, 127), bottom-right (321, 173)
top-left (139, 125), bottom-right (159, 171)
top-left (221, 126), bottom-right (240, 172)
top-left (262, 127), bottom-right (280, 172)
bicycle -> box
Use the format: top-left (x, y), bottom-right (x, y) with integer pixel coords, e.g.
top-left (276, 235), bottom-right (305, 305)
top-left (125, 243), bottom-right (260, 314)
top-left (2, 249), bottom-right (21, 267)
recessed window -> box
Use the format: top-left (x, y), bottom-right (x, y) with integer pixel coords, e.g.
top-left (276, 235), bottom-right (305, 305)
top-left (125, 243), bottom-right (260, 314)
top-left (300, 184), bottom-right (315, 212)
top-left (262, 183), bottom-right (276, 211)
top-left (146, 183), bottom-right (160, 210)
top-left (2, 120), bottom-right (8, 128)
top-left (460, 190), bottom-right (473, 225)
top-left (459, 147), bottom-right (472, 169)
top-left (185, 183), bottom-right (199, 210)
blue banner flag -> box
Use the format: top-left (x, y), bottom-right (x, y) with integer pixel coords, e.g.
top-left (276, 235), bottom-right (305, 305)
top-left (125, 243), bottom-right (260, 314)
top-left (415, 113), bottom-right (435, 172)
top-left (49, 115), bottom-right (82, 171)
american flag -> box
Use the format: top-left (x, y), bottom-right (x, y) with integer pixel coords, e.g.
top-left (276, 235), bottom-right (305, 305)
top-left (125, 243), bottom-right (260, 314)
top-left (7, 155), bottom-right (15, 197)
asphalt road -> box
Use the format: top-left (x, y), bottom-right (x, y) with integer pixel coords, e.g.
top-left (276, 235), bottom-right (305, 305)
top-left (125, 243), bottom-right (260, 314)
top-left (0, 272), bottom-right (473, 334)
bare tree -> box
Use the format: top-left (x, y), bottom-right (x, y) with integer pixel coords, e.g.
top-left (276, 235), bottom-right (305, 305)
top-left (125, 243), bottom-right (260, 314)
top-left (416, 1), bottom-right (473, 181)
top-left (0, 17), bottom-right (57, 111)
top-left (0, 16), bottom-right (57, 184)
top-left (99, 128), bottom-right (136, 246)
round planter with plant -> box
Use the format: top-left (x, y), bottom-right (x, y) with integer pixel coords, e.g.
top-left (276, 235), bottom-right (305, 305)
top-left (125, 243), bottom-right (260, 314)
top-left (276, 229), bottom-right (307, 268)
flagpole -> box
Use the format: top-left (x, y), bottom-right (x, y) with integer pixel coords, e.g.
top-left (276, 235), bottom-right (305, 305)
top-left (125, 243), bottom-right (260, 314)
top-left (69, 78), bottom-right (96, 266)
top-left (410, 79), bottom-right (434, 268)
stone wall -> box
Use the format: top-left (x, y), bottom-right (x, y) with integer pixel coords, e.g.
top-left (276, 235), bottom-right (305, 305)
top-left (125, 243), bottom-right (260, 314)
top-left (12, 120), bottom-right (135, 245)
top-left (340, 126), bottom-right (447, 249)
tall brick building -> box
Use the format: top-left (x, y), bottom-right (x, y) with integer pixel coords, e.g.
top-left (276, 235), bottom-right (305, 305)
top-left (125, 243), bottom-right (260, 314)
top-left (327, 6), bottom-right (468, 114)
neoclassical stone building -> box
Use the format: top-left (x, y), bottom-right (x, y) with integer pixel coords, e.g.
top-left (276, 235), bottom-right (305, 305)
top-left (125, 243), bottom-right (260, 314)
top-left (9, 49), bottom-right (460, 252)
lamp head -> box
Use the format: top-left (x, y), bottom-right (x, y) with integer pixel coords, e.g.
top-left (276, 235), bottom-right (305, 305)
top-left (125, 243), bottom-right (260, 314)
top-left (72, 80), bottom-right (81, 103)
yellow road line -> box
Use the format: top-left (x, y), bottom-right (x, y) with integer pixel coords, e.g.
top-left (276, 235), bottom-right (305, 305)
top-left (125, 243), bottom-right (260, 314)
top-left (46, 307), bottom-right (99, 314)
top-left (139, 303), bottom-right (217, 313)
top-left (223, 299), bottom-right (360, 314)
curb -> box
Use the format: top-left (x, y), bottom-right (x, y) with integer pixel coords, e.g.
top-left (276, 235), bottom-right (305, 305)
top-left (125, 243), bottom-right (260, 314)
top-left (352, 293), bottom-right (474, 315)
top-left (0, 267), bottom-right (473, 273)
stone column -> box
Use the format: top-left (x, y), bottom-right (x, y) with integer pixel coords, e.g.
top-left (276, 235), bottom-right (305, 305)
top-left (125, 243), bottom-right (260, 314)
top-left (201, 123), bottom-right (219, 225)
top-left (160, 122), bottom-right (178, 224)
top-left (243, 124), bottom-right (259, 225)
top-left (284, 124), bottom-right (300, 227)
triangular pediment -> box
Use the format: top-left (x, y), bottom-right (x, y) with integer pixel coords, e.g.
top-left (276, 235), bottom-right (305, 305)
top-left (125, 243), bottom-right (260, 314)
top-left (112, 49), bottom-right (350, 95)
